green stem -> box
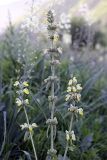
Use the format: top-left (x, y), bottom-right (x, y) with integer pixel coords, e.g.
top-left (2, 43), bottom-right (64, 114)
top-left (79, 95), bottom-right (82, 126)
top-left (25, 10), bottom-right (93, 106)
top-left (0, 112), bottom-right (6, 156)
top-left (23, 106), bottom-right (38, 160)
top-left (63, 114), bottom-right (74, 160)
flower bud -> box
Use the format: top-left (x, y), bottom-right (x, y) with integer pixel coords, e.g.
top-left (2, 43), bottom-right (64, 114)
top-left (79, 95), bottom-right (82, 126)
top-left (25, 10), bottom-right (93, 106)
top-left (23, 81), bottom-right (29, 87)
top-left (72, 86), bottom-right (77, 93)
top-left (16, 98), bottom-right (22, 106)
top-left (68, 79), bottom-right (72, 85)
top-left (14, 81), bottom-right (20, 87)
top-left (72, 77), bottom-right (77, 85)
top-left (76, 84), bottom-right (82, 91)
top-left (65, 94), bottom-right (70, 101)
top-left (76, 93), bottom-right (81, 101)
top-left (23, 88), bottom-right (29, 95)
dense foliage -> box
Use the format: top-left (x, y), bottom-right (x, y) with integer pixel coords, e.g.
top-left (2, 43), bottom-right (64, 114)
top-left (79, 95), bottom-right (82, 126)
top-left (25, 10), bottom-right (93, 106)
top-left (0, 14), bottom-right (107, 160)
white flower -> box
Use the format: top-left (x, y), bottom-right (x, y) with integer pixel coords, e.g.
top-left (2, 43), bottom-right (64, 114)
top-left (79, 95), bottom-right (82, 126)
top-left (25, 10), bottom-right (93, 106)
top-left (67, 86), bottom-right (71, 92)
top-left (20, 123), bottom-right (28, 130)
top-left (76, 84), bottom-right (82, 91)
top-left (24, 99), bottom-right (29, 105)
top-left (32, 123), bottom-right (38, 128)
top-left (72, 86), bottom-right (77, 93)
top-left (65, 94), bottom-right (71, 101)
top-left (20, 123), bottom-right (38, 131)
top-left (14, 81), bottom-right (20, 87)
top-left (16, 98), bottom-right (22, 107)
top-left (72, 77), bottom-right (77, 84)
top-left (66, 130), bottom-right (70, 141)
top-left (71, 130), bottom-right (76, 141)
top-left (76, 94), bottom-right (81, 102)
top-left (68, 79), bottom-right (73, 85)
top-left (66, 130), bottom-right (76, 141)
top-left (77, 108), bottom-right (83, 116)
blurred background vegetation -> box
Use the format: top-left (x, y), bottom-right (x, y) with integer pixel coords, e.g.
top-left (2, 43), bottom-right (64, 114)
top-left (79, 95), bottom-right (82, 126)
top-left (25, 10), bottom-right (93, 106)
top-left (0, 0), bottom-right (107, 159)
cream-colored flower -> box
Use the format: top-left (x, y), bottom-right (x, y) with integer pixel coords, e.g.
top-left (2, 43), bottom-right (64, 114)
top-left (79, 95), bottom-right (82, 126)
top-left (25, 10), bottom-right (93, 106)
top-left (14, 81), bottom-right (20, 87)
top-left (65, 94), bottom-right (70, 101)
top-left (67, 86), bottom-right (71, 92)
top-left (20, 123), bottom-right (28, 130)
top-left (76, 93), bottom-right (81, 101)
top-left (24, 99), bottom-right (29, 105)
top-left (32, 123), bottom-right (38, 128)
top-left (23, 81), bottom-right (29, 87)
top-left (66, 130), bottom-right (70, 141)
top-left (72, 77), bottom-right (77, 84)
top-left (16, 98), bottom-right (22, 106)
top-left (68, 79), bottom-right (73, 86)
top-left (66, 130), bottom-right (76, 141)
top-left (76, 84), bottom-right (82, 91)
top-left (23, 88), bottom-right (29, 95)
top-left (71, 130), bottom-right (76, 141)
top-left (72, 86), bottom-right (77, 93)
top-left (20, 123), bottom-right (38, 132)
top-left (77, 108), bottom-right (83, 116)
top-left (66, 77), bottom-right (82, 102)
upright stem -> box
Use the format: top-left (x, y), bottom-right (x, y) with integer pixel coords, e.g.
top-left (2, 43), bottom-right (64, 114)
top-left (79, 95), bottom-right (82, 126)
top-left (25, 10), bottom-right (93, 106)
top-left (47, 11), bottom-right (58, 157)
top-left (63, 114), bottom-right (74, 160)
top-left (0, 112), bottom-right (6, 156)
top-left (50, 38), bottom-right (55, 151)
top-left (23, 106), bottom-right (38, 160)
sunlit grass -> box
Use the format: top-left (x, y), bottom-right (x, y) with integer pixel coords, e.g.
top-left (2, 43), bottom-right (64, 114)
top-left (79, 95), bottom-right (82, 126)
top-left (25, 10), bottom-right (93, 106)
top-left (68, 0), bottom-right (107, 23)
top-left (89, 0), bottom-right (107, 22)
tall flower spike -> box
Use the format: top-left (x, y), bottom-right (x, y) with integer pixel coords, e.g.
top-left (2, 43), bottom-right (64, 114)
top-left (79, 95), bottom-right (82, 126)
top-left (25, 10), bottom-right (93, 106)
top-left (45, 10), bottom-right (61, 159)
top-left (14, 80), bottom-right (38, 160)
top-left (63, 77), bottom-right (83, 160)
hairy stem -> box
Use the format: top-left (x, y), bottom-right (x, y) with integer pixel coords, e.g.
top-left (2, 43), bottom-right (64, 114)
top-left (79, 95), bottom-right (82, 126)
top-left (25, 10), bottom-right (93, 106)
top-left (63, 114), bottom-right (74, 160)
top-left (23, 106), bottom-right (38, 160)
top-left (50, 38), bottom-right (55, 151)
